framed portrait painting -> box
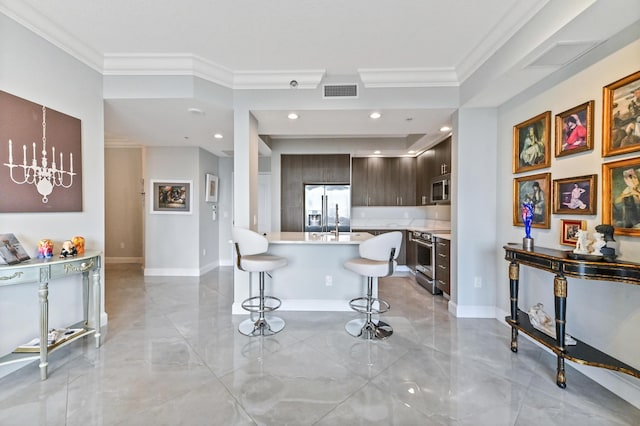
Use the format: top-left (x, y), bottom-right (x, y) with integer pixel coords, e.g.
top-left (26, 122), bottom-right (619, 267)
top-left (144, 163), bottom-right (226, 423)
top-left (602, 70), bottom-right (640, 157)
top-left (552, 174), bottom-right (597, 215)
top-left (513, 111), bottom-right (551, 174)
top-left (150, 180), bottom-right (192, 214)
top-left (513, 173), bottom-right (551, 229)
top-left (555, 101), bottom-right (594, 157)
top-left (602, 158), bottom-right (640, 237)
top-left (560, 219), bottom-right (586, 246)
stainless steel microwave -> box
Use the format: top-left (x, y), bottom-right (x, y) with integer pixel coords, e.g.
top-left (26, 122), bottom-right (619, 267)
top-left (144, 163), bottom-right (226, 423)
top-left (431, 174), bottom-right (450, 203)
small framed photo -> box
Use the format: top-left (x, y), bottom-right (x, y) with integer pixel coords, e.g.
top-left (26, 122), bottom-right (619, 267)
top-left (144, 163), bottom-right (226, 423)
top-left (513, 111), bottom-right (551, 174)
top-left (513, 173), bottom-right (551, 229)
top-left (150, 180), bottom-right (192, 214)
top-left (205, 173), bottom-right (218, 203)
top-left (602, 157), bottom-right (640, 237)
top-left (560, 219), bottom-right (586, 246)
top-left (602, 70), bottom-right (640, 157)
top-left (555, 101), bottom-right (594, 157)
top-left (552, 174), bottom-right (597, 215)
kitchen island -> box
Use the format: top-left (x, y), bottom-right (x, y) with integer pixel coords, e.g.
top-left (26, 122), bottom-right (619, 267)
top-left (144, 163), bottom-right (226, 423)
top-left (232, 232), bottom-right (374, 313)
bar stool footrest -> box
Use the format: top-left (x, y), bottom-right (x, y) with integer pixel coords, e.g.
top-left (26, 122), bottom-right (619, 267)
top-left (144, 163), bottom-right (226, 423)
top-left (348, 297), bottom-right (390, 315)
top-left (241, 295), bottom-right (282, 313)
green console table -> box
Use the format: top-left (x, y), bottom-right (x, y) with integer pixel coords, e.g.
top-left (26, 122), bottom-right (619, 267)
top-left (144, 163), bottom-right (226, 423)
top-left (0, 251), bottom-right (102, 380)
top-left (503, 243), bottom-right (640, 388)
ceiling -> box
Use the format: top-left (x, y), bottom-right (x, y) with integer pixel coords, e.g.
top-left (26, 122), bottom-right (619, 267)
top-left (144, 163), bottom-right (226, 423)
top-left (1, 0), bottom-right (638, 157)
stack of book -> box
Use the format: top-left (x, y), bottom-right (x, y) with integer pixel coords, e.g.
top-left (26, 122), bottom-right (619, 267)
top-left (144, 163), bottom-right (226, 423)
top-left (14, 328), bottom-right (85, 353)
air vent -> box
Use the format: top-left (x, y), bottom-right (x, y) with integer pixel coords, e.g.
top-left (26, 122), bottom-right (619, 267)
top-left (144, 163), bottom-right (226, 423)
top-left (323, 84), bottom-right (358, 98)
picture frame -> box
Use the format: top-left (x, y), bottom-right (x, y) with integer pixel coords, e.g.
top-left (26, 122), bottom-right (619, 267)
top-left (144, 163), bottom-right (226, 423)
top-left (150, 180), bottom-right (192, 214)
top-left (513, 172), bottom-right (551, 229)
top-left (205, 173), bottom-right (218, 203)
top-left (552, 174), bottom-right (597, 215)
top-left (602, 158), bottom-right (640, 237)
top-left (513, 111), bottom-right (551, 174)
top-left (560, 219), bottom-right (586, 246)
top-left (555, 101), bottom-right (594, 157)
top-left (602, 70), bottom-right (640, 157)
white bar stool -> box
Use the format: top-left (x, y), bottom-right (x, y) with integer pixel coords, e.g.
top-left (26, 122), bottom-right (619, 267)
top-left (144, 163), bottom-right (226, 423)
top-left (343, 231), bottom-right (402, 339)
top-left (232, 227), bottom-right (287, 336)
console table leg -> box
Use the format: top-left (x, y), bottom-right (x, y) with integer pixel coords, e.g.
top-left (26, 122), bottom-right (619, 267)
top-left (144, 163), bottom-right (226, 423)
top-left (554, 275), bottom-right (567, 388)
top-left (38, 276), bottom-right (49, 380)
top-left (509, 262), bottom-right (519, 352)
top-left (92, 267), bottom-right (101, 348)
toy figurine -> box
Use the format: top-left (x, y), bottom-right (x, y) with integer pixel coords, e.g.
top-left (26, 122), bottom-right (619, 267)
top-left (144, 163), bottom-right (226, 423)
top-left (71, 236), bottom-right (85, 255)
top-left (59, 240), bottom-right (77, 258)
top-left (37, 239), bottom-right (54, 258)
top-left (573, 229), bottom-right (591, 254)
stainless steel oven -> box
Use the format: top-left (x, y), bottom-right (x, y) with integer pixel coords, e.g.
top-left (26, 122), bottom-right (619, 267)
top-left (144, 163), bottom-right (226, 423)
top-left (410, 230), bottom-right (444, 295)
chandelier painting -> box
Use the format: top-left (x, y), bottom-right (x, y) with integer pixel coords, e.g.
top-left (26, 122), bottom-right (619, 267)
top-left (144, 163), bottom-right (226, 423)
top-left (0, 90), bottom-right (82, 213)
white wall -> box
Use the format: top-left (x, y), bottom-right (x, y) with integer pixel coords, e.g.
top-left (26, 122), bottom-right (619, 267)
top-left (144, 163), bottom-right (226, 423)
top-left (0, 13), bottom-right (105, 376)
top-left (144, 147), bottom-right (206, 275)
top-left (496, 39), bottom-right (640, 403)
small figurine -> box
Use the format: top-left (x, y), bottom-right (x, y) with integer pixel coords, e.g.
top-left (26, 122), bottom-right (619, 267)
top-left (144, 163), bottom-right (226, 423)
top-left (59, 240), bottom-right (77, 258)
top-left (71, 236), bottom-right (85, 255)
top-left (37, 239), bottom-right (54, 258)
top-left (590, 232), bottom-right (606, 255)
top-left (573, 229), bottom-right (591, 254)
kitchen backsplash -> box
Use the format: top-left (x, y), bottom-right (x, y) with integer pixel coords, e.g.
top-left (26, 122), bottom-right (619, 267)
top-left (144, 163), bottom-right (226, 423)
top-left (351, 205), bottom-right (451, 230)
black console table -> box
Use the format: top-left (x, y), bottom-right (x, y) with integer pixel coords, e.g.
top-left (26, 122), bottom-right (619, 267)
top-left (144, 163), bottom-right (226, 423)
top-left (503, 243), bottom-right (640, 388)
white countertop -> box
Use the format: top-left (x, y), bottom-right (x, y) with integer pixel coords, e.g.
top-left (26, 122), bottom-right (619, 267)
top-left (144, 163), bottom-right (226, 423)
top-left (267, 232), bottom-right (374, 245)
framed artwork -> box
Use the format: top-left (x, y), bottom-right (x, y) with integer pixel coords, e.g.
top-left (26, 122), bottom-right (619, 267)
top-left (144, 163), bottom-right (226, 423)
top-left (602, 70), bottom-right (640, 157)
top-left (513, 111), bottom-right (551, 174)
top-left (555, 101), bottom-right (594, 157)
top-left (552, 174), bottom-right (597, 215)
top-left (205, 173), bottom-right (218, 202)
top-left (602, 158), bottom-right (640, 237)
top-left (513, 173), bottom-right (551, 229)
top-left (0, 90), bottom-right (82, 212)
top-left (150, 180), bottom-right (192, 214)
top-left (560, 219), bottom-right (586, 246)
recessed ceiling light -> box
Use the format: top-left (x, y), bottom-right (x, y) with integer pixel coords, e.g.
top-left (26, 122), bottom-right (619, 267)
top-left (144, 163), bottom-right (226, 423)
top-left (187, 108), bottom-right (204, 115)
top-left (374, 150), bottom-right (381, 154)
top-left (213, 133), bottom-right (223, 139)
top-left (370, 112), bottom-right (381, 119)
top-left (408, 150), bottom-right (415, 154)
top-left (288, 113), bottom-right (299, 120)
top-left (440, 126), bottom-right (451, 132)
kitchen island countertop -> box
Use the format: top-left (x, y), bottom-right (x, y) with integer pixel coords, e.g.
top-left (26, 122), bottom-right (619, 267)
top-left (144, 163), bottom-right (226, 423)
top-left (267, 231), bottom-right (373, 244)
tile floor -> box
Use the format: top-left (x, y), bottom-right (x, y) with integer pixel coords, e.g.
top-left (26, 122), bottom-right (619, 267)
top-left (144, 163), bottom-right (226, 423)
top-left (0, 264), bottom-right (638, 425)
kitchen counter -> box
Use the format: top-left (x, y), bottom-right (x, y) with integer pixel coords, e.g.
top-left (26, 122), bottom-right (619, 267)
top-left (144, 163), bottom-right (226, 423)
top-left (267, 232), bottom-right (373, 245)
top-left (233, 232), bottom-right (375, 313)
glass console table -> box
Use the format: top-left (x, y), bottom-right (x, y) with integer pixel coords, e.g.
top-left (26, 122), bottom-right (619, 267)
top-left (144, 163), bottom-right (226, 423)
top-left (503, 243), bottom-right (640, 388)
top-left (0, 251), bottom-right (102, 380)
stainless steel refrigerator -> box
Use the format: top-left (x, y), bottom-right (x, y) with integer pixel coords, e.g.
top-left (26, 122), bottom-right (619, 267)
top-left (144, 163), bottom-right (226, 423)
top-left (304, 184), bottom-right (351, 232)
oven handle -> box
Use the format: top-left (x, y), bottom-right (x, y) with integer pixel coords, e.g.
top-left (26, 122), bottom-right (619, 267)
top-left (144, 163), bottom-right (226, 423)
top-left (413, 239), bottom-right (433, 249)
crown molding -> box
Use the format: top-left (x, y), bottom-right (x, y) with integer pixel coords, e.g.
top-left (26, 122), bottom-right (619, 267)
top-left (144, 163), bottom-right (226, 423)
top-left (233, 70), bottom-right (325, 90)
top-left (103, 54), bottom-right (235, 88)
top-left (0, 2), bottom-right (103, 72)
top-left (358, 68), bottom-right (459, 88)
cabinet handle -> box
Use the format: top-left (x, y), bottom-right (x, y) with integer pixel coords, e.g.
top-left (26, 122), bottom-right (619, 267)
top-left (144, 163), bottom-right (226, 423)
top-left (438, 253), bottom-right (447, 257)
top-left (438, 265), bottom-right (447, 270)
top-left (437, 242), bottom-right (447, 246)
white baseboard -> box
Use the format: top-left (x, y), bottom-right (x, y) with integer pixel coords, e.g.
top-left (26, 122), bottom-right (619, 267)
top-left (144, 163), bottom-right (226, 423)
top-left (105, 257), bottom-right (143, 264)
top-left (199, 261), bottom-right (219, 275)
top-left (495, 307), bottom-right (640, 409)
top-left (448, 301), bottom-right (496, 318)
top-left (143, 267), bottom-right (200, 276)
